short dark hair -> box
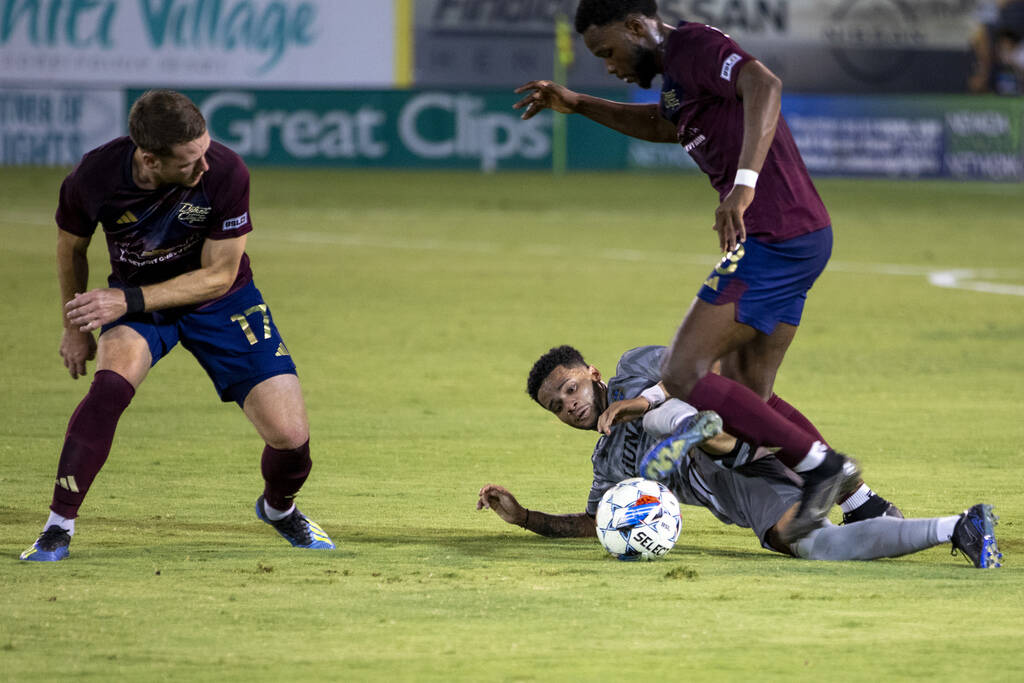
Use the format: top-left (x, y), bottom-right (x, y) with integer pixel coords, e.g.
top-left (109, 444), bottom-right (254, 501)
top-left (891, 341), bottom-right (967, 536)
top-left (575, 0), bottom-right (658, 34)
top-left (527, 345), bottom-right (588, 403)
top-left (128, 90), bottom-right (207, 157)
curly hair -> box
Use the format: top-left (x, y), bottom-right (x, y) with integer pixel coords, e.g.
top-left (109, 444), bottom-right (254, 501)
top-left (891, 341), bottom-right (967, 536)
top-left (527, 345), bottom-right (588, 403)
top-left (574, 0), bottom-right (658, 34)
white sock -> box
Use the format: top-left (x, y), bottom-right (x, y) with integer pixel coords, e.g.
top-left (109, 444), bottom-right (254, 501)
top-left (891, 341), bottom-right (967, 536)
top-left (263, 500), bottom-right (295, 521)
top-left (840, 484), bottom-right (873, 513)
top-left (934, 515), bottom-right (960, 543)
top-left (792, 441), bottom-right (828, 473)
top-left (46, 511), bottom-right (75, 536)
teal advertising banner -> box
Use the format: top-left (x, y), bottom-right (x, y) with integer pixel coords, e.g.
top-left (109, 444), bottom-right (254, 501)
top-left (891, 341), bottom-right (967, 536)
top-left (128, 89), bottom-right (629, 171)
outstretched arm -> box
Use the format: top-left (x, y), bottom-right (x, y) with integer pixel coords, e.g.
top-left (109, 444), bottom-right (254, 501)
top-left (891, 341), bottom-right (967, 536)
top-left (513, 80), bottom-right (678, 143)
top-left (477, 484), bottom-right (597, 538)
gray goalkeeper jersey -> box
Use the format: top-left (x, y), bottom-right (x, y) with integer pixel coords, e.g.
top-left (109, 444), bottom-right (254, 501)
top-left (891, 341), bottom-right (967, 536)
top-left (586, 346), bottom-right (783, 532)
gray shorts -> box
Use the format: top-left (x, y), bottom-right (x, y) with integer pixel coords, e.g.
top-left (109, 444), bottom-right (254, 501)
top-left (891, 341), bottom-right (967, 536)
top-left (687, 454), bottom-right (802, 552)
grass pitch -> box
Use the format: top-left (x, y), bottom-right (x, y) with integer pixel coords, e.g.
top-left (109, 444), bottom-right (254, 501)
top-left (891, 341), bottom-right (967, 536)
top-left (1, 168), bottom-right (1022, 681)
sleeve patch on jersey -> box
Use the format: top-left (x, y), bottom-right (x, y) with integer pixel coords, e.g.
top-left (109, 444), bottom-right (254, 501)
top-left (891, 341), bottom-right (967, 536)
top-left (222, 212), bottom-right (248, 231)
top-left (720, 53), bottom-right (742, 81)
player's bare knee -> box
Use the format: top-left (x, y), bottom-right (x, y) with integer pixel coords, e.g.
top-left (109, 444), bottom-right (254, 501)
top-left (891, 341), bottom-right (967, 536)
top-left (661, 358), bottom-right (711, 399)
top-left (265, 429), bottom-right (309, 452)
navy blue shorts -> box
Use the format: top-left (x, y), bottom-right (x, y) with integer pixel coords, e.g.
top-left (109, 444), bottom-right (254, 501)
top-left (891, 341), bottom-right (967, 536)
top-left (102, 281), bottom-right (297, 406)
top-left (696, 227), bottom-right (833, 335)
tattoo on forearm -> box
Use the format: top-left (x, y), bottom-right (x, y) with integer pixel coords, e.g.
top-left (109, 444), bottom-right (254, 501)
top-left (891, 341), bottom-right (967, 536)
top-left (524, 512), bottom-right (596, 538)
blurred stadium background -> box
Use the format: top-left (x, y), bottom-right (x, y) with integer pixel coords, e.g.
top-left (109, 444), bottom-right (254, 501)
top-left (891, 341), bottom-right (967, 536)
top-left (1, 0), bottom-right (1022, 177)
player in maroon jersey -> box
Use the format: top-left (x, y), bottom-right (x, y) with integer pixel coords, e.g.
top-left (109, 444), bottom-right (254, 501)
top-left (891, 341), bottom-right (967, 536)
top-left (20, 91), bottom-right (333, 561)
top-left (514, 0), bottom-right (868, 542)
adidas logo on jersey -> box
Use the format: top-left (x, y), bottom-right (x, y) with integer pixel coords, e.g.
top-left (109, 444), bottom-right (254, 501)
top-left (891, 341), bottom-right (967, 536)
top-left (116, 211), bottom-right (138, 225)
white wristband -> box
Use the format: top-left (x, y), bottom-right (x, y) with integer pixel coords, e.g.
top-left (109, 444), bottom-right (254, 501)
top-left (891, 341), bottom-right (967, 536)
top-left (639, 384), bottom-right (667, 409)
top-left (734, 168), bottom-right (758, 188)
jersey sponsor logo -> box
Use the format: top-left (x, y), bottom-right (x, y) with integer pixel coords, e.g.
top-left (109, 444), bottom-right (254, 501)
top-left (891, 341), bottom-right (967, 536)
top-left (222, 212), bottom-right (249, 231)
top-left (116, 211), bottom-right (138, 225)
top-left (177, 202), bottom-right (212, 226)
top-left (720, 52), bottom-right (742, 81)
top-left (661, 89), bottom-right (680, 111)
top-left (684, 133), bottom-right (707, 152)
top-left (681, 127), bottom-right (706, 152)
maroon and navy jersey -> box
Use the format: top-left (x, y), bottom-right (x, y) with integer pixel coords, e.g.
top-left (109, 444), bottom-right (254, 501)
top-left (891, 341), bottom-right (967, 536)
top-left (56, 137), bottom-right (254, 302)
top-left (659, 22), bottom-right (831, 242)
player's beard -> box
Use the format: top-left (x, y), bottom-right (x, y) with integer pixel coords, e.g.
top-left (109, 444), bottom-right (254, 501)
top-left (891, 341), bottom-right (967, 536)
top-left (587, 379), bottom-right (609, 428)
top-left (631, 43), bottom-right (661, 89)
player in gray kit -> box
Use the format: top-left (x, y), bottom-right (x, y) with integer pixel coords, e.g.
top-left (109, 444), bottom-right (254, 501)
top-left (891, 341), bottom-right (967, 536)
top-left (476, 346), bottom-right (1002, 568)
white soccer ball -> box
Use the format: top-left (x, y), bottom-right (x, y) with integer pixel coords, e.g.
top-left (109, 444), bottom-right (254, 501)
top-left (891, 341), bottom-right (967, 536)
top-left (595, 478), bottom-right (682, 561)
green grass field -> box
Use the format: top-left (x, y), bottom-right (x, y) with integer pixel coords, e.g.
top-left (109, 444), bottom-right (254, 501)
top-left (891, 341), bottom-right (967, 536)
top-left (1, 168), bottom-right (1022, 681)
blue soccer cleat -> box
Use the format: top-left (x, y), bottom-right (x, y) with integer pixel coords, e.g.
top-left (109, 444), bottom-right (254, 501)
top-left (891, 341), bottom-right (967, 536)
top-left (255, 496), bottom-right (335, 550)
top-left (20, 525), bottom-right (71, 562)
top-left (951, 503), bottom-right (1002, 569)
top-left (638, 410), bottom-right (723, 480)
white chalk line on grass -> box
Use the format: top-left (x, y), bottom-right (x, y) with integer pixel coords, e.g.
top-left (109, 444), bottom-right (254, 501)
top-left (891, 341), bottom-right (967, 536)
top-left (282, 230), bottom-right (1024, 298)
top-left (4, 216), bottom-right (1021, 297)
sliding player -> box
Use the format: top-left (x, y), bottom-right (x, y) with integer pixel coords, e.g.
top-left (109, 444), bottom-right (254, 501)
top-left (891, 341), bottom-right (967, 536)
top-left (476, 345), bottom-right (1001, 568)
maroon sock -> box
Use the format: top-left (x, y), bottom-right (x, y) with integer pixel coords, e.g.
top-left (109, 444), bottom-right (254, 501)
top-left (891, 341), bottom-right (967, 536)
top-left (686, 374), bottom-right (818, 469)
top-left (50, 370), bottom-right (135, 519)
top-left (768, 393), bottom-right (827, 445)
top-left (261, 440), bottom-right (312, 511)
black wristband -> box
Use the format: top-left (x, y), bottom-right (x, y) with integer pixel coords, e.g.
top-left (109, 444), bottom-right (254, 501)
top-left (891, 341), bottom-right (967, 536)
top-left (123, 287), bottom-right (145, 314)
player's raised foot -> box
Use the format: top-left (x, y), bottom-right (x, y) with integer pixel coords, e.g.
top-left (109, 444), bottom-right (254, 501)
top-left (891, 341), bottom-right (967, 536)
top-left (638, 410), bottom-right (723, 481)
top-left (255, 496), bottom-right (335, 550)
top-left (842, 493), bottom-right (904, 524)
top-left (951, 503), bottom-right (1002, 569)
top-left (780, 450), bottom-right (861, 545)
top-left (20, 525), bottom-right (71, 562)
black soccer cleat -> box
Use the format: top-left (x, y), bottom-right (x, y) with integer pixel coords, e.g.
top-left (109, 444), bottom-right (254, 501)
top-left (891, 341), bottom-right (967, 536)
top-left (842, 494), bottom-right (904, 525)
top-left (780, 450), bottom-right (862, 545)
top-left (951, 503), bottom-right (1002, 569)
top-left (20, 525), bottom-right (71, 562)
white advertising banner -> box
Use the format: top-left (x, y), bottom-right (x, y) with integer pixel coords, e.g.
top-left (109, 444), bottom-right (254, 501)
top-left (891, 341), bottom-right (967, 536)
top-left (0, 0), bottom-right (396, 88)
top-left (415, 0), bottom-right (978, 92)
top-left (0, 88), bottom-right (125, 165)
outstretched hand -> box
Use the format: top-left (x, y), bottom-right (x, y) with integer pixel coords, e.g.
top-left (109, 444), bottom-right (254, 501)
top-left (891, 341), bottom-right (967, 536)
top-left (596, 397), bottom-right (649, 435)
top-left (513, 80), bottom-right (580, 119)
top-left (477, 484), bottom-right (527, 526)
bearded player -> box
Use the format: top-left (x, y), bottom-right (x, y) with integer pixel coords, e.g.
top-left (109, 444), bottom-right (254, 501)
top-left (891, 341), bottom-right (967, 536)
top-left (515, 0), bottom-right (865, 543)
top-left (20, 90), bottom-right (333, 561)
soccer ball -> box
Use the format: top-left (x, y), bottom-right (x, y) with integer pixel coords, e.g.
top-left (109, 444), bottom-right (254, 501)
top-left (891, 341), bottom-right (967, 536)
top-left (595, 478), bottom-right (682, 561)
